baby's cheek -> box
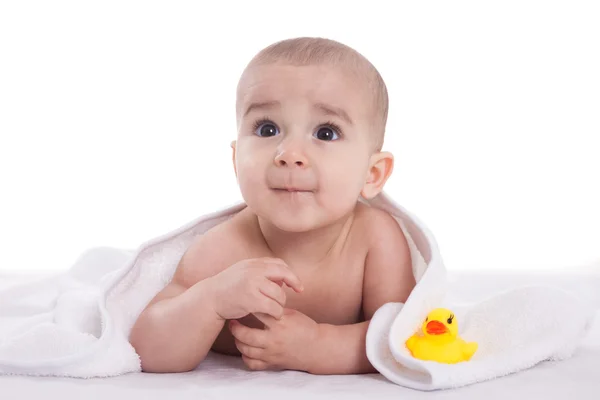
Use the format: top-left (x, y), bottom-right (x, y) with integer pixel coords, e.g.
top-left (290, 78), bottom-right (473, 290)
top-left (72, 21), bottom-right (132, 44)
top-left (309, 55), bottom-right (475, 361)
top-left (236, 160), bottom-right (263, 200)
top-left (330, 158), bottom-right (366, 193)
top-left (319, 170), bottom-right (363, 213)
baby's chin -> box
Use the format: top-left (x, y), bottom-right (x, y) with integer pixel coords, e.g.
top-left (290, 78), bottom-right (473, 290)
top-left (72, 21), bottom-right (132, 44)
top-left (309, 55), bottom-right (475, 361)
top-left (244, 190), bottom-right (357, 233)
top-left (261, 210), bottom-right (324, 233)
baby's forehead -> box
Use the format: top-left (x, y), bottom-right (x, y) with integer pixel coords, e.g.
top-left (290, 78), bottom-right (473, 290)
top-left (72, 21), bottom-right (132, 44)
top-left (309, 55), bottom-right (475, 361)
top-left (236, 63), bottom-right (379, 121)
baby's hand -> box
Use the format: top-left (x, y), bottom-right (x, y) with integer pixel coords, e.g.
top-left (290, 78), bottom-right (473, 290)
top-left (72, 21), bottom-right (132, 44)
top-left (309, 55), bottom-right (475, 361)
top-left (229, 309), bottom-right (320, 372)
top-left (209, 257), bottom-right (303, 321)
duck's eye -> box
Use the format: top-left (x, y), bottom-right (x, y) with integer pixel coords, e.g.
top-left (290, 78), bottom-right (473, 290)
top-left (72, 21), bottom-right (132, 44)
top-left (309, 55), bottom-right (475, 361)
top-left (425, 317), bottom-right (428, 322)
top-left (447, 314), bottom-right (454, 324)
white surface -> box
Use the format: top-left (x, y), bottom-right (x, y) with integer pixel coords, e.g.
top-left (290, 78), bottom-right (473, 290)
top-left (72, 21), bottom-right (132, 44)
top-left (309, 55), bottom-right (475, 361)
top-left (1, 272), bottom-right (599, 399)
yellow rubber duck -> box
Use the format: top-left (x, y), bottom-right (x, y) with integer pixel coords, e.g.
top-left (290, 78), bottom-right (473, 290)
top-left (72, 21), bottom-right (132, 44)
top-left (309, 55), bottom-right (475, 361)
top-left (405, 308), bottom-right (478, 364)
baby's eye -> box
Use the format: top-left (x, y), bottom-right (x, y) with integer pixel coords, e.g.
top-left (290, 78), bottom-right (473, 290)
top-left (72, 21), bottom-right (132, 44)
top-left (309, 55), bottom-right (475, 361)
top-left (255, 122), bottom-right (279, 137)
top-left (314, 126), bottom-right (339, 141)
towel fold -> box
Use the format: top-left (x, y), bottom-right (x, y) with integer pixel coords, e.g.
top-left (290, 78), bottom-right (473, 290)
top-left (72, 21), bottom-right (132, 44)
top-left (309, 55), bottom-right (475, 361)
top-left (0, 193), bottom-right (594, 389)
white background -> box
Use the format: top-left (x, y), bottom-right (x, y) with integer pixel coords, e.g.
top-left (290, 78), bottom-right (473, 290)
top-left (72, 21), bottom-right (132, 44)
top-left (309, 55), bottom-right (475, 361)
top-left (0, 1), bottom-right (598, 275)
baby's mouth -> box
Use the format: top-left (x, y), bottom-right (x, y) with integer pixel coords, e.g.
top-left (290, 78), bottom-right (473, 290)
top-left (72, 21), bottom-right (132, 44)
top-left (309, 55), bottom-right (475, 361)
top-left (272, 187), bottom-right (314, 193)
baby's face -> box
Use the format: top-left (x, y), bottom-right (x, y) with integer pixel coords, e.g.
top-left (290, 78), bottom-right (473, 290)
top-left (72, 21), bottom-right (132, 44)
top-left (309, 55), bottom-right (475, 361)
top-left (233, 63), bottom-right (378, 232)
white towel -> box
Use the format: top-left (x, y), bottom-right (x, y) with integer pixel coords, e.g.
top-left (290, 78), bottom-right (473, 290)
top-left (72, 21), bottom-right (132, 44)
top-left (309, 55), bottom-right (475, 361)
top-left (0, 193), bottom-right (595, 390)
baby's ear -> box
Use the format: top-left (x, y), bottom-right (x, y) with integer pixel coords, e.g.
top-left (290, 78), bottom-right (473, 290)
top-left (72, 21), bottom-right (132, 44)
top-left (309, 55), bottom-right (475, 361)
top-left (231, 140), bottom-right (237, 177)
top-left (361, 151), bottom-right (394, 199)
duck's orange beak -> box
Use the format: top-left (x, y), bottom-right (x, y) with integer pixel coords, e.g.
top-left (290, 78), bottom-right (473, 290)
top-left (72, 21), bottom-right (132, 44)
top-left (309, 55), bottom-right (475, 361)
top-left (426, 320), bottom-right (447, 335)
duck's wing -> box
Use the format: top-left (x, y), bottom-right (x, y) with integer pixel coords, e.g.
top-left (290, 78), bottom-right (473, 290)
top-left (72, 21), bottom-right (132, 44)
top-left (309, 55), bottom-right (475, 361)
top-left (405, 335), bottom-right (418, 354)
top-left (462, 342), bottom-right (478, 360)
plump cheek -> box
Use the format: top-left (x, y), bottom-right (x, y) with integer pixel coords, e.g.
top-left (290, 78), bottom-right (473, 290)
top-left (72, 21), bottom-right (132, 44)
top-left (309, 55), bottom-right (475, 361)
top-left (315, 163), bottom-right (366, 219)
top-left (236, 156), bottom-right (266, 207)
top-left (317, 178), bottom-right (362, 217)
top-left (238, 174), bottom-right (260, 206)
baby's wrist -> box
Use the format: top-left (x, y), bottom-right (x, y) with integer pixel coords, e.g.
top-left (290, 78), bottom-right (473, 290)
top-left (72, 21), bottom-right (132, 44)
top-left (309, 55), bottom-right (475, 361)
top-left (190, 278), bottom-right (224, 321)
top-left (304, 323), bottom-right (328, 374)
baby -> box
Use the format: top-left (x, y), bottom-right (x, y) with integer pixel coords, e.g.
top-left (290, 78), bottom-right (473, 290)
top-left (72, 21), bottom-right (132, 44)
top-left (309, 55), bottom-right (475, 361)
top-left (130, 37), bottom-right (416, 375)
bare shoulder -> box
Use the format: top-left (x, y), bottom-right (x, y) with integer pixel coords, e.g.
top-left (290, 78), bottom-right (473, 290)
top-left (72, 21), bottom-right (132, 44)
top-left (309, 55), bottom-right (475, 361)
top-left (354, 202), bottom-right (409, 250)
top-left (141, 207), bottom-right (261, 309)
top-left (174, 206), bottom-right (260, 288)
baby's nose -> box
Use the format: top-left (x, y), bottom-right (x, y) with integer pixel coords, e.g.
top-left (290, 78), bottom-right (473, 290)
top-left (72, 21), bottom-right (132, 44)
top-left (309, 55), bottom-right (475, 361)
top-left (274, 149), bottom-right (308, 168)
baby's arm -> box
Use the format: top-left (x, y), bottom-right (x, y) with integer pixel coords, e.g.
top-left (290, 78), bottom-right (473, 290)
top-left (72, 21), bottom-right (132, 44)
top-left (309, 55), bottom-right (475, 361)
top-left (130, 220), bottom-right (302, 373)
top-left (309, 209), bottom-right (415, 374)
top-left (129, 232), bottom-right (229, 373)
top-left (361, 211), bottom-right (415, 319)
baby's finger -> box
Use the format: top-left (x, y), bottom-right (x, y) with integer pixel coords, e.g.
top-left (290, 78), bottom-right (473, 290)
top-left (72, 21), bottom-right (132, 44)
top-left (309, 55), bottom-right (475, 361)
top-left (242, 355), bottom-right (269, 371)
top-left (259, 280), bottom-right (286, 306)
top-left (261, 257), bottom-right (286, 262)
top-left (253, 312), bottom-right (279, 329)
top-left (264, 264), bottom-right (303, 293)
top-left (235, 339), bottom-right (263, 360)
top-left (229, 320), bottom-right (267, 348)
top-left (256, 257), bottom-right (288, 267)
top-left (257, 297), bottom-right (284, 320)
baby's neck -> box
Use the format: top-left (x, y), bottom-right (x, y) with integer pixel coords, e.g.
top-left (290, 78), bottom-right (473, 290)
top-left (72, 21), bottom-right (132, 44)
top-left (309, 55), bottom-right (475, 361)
top-left (256, 211), bottom-right (356, 267)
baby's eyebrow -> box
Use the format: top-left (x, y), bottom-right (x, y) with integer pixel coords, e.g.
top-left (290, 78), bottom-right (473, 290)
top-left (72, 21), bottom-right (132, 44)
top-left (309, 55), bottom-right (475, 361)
top-left (314, 103), bottom-right (353, 125)
top-left (242, 100), bottom-right (353, 126)
top-left (243, 100), bottom-right (280, 117)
